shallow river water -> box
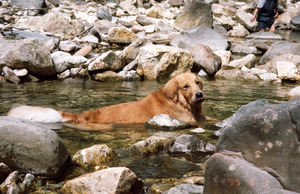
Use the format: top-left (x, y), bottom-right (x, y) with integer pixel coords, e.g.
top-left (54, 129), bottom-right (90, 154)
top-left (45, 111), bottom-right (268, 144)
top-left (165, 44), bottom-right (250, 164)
top-left (0, 77), bottom-right (297, 191)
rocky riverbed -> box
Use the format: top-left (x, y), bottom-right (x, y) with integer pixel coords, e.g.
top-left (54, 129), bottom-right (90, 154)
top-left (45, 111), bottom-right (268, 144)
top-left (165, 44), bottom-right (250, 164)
top-left (1, 0), bottom-right (300, 193)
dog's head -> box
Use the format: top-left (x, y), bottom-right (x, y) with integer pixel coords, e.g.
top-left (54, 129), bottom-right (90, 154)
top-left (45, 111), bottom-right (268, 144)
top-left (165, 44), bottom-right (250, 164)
top-left (164, 72), bottom-right (204, 111)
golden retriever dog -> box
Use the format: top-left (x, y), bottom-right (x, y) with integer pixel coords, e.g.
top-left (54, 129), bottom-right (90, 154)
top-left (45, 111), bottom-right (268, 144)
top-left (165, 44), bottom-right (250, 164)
top-left (8, 72), bottom-right (207, 124)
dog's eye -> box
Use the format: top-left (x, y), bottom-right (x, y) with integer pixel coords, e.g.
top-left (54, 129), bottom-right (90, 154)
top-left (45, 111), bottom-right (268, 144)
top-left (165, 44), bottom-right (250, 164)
top-left (196, 81), bottom-right (200, 85)
top-left (183, 85), bottom-right (189, 89)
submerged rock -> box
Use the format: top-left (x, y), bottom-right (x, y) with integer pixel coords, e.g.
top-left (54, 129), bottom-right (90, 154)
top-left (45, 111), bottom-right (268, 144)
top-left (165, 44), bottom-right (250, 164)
top-left (169, 134), bottom-right (215, 162)
top-left (72, 144), bottom-right (117, 168)
top-left (128, 136), bottom-right (169, 155)
top-left (145, 114), bottom-right (192, 131)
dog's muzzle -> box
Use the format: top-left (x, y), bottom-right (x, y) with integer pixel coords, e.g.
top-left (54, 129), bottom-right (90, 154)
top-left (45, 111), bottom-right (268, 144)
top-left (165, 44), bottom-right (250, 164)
top-left (195, 92), bottom-right (205, 103)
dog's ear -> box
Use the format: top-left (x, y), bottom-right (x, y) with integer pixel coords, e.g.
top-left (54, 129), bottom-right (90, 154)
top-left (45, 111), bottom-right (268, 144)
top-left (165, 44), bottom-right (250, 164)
top-left (163, 78), bottom-right (178, 102)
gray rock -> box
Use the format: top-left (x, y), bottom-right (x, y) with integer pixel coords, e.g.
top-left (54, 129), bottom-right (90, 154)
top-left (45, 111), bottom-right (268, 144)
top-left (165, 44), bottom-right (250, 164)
top-left (51, 51), bottom-right (88, 73)
top-left (19, 173), bottom-right (35, 192)
top-left (14, 10), bottom-right (85, 38)
top-left (246, 32), bottom-right (284, 40)
top-left (97, 8), bottom-right (112, 21)
top-left (0, 116), bottom-right (68, 178)
top-left (174, 0), bottom-right (213, 31)
top-left (88, 50), bottom-right (126, 72)
top-left (0, 163), bottom-right (12, 184)
top-left (81, 34), bottom-right (99, 43)
top-left (145, 114), bottom-right (192, 131)
top-left (170, 26), bottom-right (229, 51)
top-left (128, 136), bottom-right (168, 155)
top-left (204, 152), bottom-right (283, 194)
top-left (59, 41), bottom-right (81, 52)
top-left (169, 134), bottom-right (215, 157)
top-left (168, 0), bottom-right (184, 7)
top-left (136, 15), bottom-right (155, 26)
top-left (215, 99), bottom-right (271, 136)
top-left (2, 66), bottom-right (20, 83)
top-left (92, 20), bottom-right (117, 35)
top-left (72, 144), bottom-right (117, 168)
top-left (166, 184), bottom-right (203, 194)
top-left (92, 71), bottom-right (125, 82)
top-left (61, 167), bottom-right (143, 193)
top-left (286, 86), bottom-right (300, 100)
top-left (10, 0), bottom-right (45, 9)
top-left (136, 44), bottom-right (193, 80)
top-left (0, 39), bottom-right (56, 79)
top-left (290, 14), bottom-right (300, 31)
top-left (215, 69), bottom-right (260, 82)
top-left (214, 98), bottom-right (300, 192)
top-left (259, 41), bottom-right (300, 65)
top-left (189, 43), bottom-right (222, 77)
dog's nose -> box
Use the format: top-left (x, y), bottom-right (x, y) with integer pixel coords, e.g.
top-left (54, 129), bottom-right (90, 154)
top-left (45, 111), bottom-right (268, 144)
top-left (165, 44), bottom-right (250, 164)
top-left (195, 92), bottom-right (203, 98)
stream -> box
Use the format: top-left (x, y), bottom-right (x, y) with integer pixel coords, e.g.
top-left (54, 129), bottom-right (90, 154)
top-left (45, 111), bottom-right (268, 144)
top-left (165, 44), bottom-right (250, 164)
top-left (0, 77), bottom-right (297, 192)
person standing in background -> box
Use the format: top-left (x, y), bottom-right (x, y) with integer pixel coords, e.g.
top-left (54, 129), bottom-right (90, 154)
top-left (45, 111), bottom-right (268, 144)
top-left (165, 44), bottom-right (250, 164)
top-left (250, 0), bottom-right (278, 33)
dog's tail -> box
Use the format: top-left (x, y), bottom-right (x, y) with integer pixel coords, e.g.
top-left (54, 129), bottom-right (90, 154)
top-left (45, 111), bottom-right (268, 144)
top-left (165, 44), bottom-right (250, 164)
top-left (7, 105), bottom-right (72, 123)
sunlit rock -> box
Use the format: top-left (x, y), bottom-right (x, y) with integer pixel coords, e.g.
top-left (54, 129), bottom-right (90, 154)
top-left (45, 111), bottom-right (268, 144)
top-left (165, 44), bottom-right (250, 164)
top-left (286, 86), bottom-right (300, 100)
top-left (137, 45), bottom-right (193, 80)
top-left (174, 0), bottom-right (213, 31)
top-left (61, 167), bottom-right (143, 193)
top-left (145, 114), bottom-right (192, 130)
top-left (224, 54), bottom-right (256, 70)
top-left (72, 144), bottom-right (117, 168)
top-left (229, 24), bottom-right (250, 37)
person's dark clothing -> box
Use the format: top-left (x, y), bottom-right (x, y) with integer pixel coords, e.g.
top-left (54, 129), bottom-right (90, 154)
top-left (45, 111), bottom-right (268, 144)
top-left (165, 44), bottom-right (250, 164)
top-left (257, 0), bottom-right (278, 30)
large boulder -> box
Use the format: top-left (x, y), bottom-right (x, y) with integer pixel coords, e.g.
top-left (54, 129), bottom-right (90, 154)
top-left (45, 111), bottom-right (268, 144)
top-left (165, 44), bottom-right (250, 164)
top-left (136, 45), bottom-right (193, 80)
top-left (170, 26), bottom-right (229, 51)
top-left (189, 43), bottom-right (222, 77)
top-left (0, 117), bottom-right (68, 178)
top-left (61, 167), bottom-right (143, 193)
top-left (259, 42), bottom-right (300, 65)
top-left (174, 0), bottom-right (213, 31)
top-left (205, 98), bottom-right (300, 193)
top-left (0, 39), bottom-right (56, 79)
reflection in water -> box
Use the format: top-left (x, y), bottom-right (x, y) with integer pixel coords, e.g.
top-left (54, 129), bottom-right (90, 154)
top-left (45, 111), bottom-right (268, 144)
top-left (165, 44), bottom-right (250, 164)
top-left (0, 78), bottom-right (296, 186)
